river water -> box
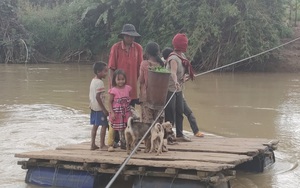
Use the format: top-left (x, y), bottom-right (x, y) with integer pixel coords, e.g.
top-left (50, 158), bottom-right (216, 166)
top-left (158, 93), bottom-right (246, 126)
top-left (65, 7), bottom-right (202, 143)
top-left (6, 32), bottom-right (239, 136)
top-left (0, 64), bottom-right (300, 188)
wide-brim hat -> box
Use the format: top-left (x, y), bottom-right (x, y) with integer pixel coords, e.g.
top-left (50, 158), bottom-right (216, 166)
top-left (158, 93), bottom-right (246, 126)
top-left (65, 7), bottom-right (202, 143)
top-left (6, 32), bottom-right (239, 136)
top-left (118, 24), bottom-right (141, 38)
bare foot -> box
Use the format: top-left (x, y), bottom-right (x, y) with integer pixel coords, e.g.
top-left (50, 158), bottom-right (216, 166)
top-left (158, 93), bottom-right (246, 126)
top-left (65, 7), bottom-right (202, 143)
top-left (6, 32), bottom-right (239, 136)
top-left (90, 145), bottom-right (99, 150)
top-left (108, 146), bottom-right (115, 152)
top-left (100, 145), bottom-right (108, 151)
top-left (194, 131), bottom-right (204, 137)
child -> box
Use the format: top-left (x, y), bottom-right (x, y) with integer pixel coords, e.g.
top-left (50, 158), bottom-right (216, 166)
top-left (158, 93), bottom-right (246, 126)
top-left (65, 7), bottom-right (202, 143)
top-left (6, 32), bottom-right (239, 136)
top-left (162, 47), bottom-right (204, 138)
top-left (162, 47), bottom-right (173, 64)
top-left (89, 61), bottom-right (109, 150)
top-left (108, 69), bottom-right (132, 151)
top-left (139, 42), bottom-right (165, 124)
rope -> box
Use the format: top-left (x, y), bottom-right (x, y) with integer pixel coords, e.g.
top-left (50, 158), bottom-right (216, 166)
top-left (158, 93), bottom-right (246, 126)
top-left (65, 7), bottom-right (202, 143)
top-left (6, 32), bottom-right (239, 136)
top-left (105, 90), bottom-right (177, 188)
top-left (194, 36), bottom-right (300, 77)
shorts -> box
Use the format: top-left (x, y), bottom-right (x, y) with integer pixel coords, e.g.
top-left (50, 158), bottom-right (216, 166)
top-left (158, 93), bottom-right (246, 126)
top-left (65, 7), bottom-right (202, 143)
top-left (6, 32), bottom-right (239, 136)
top-left (90, 110), bottom-right (108, 127)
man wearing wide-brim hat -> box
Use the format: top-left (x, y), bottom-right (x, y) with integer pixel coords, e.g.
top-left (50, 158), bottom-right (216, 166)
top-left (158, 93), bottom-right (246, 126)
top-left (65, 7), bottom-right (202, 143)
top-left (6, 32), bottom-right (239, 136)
top-left (117, 24), bottom-right (141, 38)
top-left (108, 23), bottom-right (142, 103)
top-left (107, 23), bottom-right (143, 151)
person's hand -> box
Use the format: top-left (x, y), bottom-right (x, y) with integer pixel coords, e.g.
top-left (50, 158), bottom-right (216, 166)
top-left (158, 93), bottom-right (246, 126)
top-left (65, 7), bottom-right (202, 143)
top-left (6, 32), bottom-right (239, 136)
top-left (110, 112), bottom-right (116, 120)
top-left (103, 109), bottom-right (108, 117)
top-left (183, 74), bottom-right (190, 82)
top-left (175, 82), bottom-right (181, 90)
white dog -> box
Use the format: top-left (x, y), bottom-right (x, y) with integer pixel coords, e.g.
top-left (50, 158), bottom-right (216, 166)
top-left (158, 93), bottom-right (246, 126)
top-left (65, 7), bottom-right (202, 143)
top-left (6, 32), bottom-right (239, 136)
top-left (149, 122), bottom-right (164, 155)
top-left (149, 121), bottom-right (173, 155)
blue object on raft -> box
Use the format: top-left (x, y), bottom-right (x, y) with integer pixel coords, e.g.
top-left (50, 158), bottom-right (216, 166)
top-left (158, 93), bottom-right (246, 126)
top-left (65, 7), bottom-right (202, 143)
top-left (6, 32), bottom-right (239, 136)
top-left (25, 167), bottom-right (96, 188)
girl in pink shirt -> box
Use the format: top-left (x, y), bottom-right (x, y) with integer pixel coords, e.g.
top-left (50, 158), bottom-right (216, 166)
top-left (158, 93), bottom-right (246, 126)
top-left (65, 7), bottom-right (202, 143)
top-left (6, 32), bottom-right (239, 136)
top-left (139, 42), bottom-right (165, 124)
top-left (108, 69), bottom-right (132, 149)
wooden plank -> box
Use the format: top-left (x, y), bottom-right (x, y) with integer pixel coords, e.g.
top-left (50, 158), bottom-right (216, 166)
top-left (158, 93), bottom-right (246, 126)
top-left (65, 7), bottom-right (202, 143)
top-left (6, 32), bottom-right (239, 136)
top-left (16, 147), bottom-right (252, 166)
top-left (58, 143), bottom-right (262, 155)
top-left (165, 168), bottom-right (178, 174)
top-left (83, 149), bottom-right (251, 164)
top-left (166, 144), bottom-right (263, 155)
top-left (16, 137), bottom-right (278, 175)
top-left (56, 138), bottom-right (278, 151)
top-left (168, 138), bottom-right (277, 149)
top-left (15, 150), bottom-right (234, 172)
top-left (56, 137), bottom-right (278, 156)
top-left (191, 137), bottom-right (279, 144)
top-left (130, 151), bottom-right (252, 165)
top-left (173, 141), bottom-right (272, 149)
top-left (58, 144), bottom-right (253, 159)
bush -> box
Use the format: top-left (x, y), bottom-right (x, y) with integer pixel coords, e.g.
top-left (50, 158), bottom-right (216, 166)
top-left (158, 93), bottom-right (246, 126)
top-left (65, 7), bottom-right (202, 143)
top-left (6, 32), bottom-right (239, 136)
top-left (18, 0), bottom-right (291, 71)
top-left (19, 0), bottom-right (107, 61)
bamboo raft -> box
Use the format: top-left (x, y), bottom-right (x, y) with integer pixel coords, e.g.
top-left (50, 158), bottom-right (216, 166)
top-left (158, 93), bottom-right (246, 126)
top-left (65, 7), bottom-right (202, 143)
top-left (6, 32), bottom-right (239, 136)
top-left (15, 136), bottom-right (278, 187)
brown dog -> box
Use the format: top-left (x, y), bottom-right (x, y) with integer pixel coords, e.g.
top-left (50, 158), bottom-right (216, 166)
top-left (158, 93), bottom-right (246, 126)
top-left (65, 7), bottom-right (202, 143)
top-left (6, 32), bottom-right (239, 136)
top-left (125, 117), bottom-right (151, 154)
top-left (130, 106), bottom-right (140, 120)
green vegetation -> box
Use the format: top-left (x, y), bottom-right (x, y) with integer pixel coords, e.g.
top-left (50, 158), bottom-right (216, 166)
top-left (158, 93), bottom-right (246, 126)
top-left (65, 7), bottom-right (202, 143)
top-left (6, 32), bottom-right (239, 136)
top-left (1, 0), bottom-right (299, 71)
top-left (18, 0), bottom-right (104, 62)
top-left (149, 66), bottom-right (170, 74)
top-left (0, 0), bottom-right (29, 64)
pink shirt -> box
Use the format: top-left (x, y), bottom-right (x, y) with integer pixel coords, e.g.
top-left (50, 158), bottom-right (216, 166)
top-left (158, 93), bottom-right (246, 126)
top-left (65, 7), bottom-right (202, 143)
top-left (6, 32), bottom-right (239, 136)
top-left (108, 41), bottom-right (143, 99)
top-left (108, 85), bottom-right (132, 130)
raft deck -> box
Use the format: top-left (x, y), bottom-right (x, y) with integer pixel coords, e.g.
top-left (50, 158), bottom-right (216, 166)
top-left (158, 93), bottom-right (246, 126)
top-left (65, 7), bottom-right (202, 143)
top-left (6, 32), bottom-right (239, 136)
top-left (15, 136), bottom-right (278, 186)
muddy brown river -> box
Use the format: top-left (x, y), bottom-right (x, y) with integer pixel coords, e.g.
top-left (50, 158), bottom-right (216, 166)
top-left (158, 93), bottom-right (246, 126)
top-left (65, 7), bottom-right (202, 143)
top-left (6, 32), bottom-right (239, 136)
top-left (0, 64), bottom-right (300, 188)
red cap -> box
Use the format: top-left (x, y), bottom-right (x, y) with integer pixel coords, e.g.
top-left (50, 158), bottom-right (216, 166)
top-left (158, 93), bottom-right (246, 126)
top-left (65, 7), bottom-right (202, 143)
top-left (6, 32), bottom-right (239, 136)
top-left (172, 33), bottom-right (188, 52)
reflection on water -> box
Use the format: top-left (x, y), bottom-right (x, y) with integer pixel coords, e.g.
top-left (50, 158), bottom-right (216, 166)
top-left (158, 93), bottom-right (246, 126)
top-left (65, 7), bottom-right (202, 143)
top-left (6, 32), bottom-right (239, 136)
top-left (1, 64), bottom-right (300, 187)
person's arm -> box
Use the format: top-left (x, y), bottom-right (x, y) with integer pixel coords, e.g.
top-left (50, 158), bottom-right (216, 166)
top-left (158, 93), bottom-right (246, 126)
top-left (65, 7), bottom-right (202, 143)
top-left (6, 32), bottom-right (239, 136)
top-left (96, 92), bottom-right (108, 116)
top-left (169, 59), bottom-right (180, 90)
top-left (108, 44), bottom-right (117, 88)
top-left (108, 69), bottom-right (115, 89)
top-left (139, 62), bottom-right (145, 84)
top-left (183, 73), bottom-right (190, 82)
top-left (136, 44), bottom-right (143, 79)
top-left (108, 93), bottom-right (115, 120)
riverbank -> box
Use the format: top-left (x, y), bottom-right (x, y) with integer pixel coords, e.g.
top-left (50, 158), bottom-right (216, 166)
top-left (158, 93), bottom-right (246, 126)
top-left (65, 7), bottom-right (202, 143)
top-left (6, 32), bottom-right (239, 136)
top-left (40, 24), bottom-right (300, 73)
top-left (267, 24), bottom-right (300, 72)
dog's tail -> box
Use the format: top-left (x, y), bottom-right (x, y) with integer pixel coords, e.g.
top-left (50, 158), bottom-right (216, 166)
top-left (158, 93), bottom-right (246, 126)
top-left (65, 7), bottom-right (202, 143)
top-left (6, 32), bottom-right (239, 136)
top-left (127, 117), bottom-right (133, 128)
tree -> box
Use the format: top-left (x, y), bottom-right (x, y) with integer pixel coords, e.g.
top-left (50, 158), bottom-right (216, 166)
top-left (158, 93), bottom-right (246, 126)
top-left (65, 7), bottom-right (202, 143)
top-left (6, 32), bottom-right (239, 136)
top-left (0, 0), bottom-right (30, 64)
top-left (16, 0), bottom-right (291, 72)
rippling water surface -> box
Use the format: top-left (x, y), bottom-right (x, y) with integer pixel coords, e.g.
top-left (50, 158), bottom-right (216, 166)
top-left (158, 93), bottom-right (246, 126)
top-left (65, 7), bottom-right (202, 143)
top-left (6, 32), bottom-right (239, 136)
top-left (1, 64), bottom-right (300, 188)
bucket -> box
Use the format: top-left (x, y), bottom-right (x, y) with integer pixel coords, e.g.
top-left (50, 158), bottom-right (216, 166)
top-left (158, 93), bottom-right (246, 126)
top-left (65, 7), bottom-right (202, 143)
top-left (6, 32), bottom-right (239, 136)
top-left (146, 69), bottom-right (170, 109)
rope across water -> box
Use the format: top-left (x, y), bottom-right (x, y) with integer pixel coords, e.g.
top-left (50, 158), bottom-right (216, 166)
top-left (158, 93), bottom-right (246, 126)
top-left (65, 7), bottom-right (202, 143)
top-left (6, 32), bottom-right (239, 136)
top-left (195, 36), bottom-right (300, 77)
